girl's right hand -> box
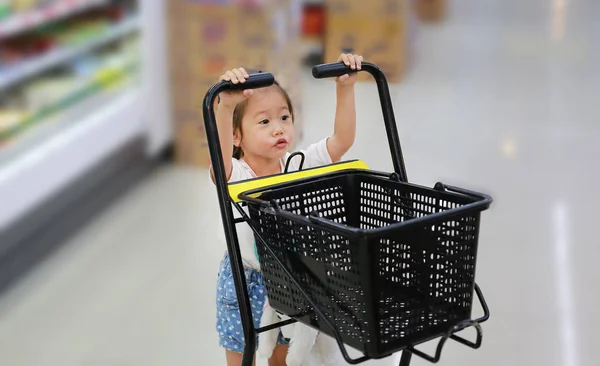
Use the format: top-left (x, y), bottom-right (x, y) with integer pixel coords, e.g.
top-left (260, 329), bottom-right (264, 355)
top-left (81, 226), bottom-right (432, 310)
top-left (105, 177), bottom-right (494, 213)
top-left (217, 67), bottom-right (254, 108)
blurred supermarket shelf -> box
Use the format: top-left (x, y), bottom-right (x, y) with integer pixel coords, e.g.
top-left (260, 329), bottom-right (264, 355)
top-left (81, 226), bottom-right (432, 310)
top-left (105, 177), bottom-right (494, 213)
top-left (0, 16), bottom-right (139, 91)
top-left (0, 0), bottom-right (112, 40)
top-left (0, 82), bottom-right (138, 164)
top-left (0, 85), bottom-right (142, 230)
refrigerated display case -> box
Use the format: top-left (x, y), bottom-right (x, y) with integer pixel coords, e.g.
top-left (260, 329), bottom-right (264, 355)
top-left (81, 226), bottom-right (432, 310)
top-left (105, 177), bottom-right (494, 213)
top-left (0, 0), bottom-right (173, 293)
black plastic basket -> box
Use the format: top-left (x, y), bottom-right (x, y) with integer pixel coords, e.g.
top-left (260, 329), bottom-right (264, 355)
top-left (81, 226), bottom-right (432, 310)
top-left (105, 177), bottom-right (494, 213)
top-left (202, 61), bottom-right (493, 366)
top-left (239, 169), bottom-right (491, 358)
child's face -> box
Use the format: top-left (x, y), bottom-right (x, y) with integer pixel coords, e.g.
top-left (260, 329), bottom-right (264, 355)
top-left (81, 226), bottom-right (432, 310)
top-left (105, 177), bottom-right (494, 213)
top-left (235, 86), bottom-right (294, 161)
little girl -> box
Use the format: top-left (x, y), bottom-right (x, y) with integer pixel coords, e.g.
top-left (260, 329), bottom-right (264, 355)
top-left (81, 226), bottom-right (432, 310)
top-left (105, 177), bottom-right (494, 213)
top-left (211, 53), bottom-right (363, 366)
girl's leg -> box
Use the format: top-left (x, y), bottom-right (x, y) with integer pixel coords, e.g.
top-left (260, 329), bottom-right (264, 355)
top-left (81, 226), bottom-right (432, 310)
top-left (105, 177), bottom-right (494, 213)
top-left (225, 350), bottom-right (255, 366)
top-left (268, 344), bottom-right (289, 366)
top-left (218, 256), bottom-right (287, 365)
top-left (224, 345), bottom-right (287, 366)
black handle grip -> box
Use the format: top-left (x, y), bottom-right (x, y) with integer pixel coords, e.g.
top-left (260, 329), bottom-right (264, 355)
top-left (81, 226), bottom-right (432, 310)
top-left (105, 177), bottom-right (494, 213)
top-left (312, 61), bottom-right (360, 79)
top-left (222, 72), bottom-right (275, 91)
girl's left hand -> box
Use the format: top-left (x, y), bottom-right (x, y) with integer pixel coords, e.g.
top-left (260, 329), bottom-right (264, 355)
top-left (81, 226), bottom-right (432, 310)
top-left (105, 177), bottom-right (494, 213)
top-left (336, 53), bottom-right (363, 87)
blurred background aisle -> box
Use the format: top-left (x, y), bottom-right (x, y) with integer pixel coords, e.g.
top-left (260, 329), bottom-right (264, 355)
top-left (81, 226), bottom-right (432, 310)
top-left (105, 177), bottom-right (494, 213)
top-left (0, 0), bottom-right (598, 365)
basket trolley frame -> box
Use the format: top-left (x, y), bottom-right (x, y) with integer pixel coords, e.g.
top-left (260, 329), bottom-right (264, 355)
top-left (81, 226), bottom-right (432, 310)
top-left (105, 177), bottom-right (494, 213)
top-left (202, 62), bottom-right (491, 366)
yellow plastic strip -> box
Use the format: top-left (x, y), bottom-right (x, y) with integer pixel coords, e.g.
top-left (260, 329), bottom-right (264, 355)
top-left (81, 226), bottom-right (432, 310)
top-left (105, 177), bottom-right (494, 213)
top-left (228, 159), bottom-right (369, 202)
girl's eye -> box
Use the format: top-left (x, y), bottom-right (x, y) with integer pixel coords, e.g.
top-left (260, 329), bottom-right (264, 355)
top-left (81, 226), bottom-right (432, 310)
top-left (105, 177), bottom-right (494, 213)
top-left (281, 115), bottom-right (290, 121)
top-left (259, 119), bottom-right (269, 125)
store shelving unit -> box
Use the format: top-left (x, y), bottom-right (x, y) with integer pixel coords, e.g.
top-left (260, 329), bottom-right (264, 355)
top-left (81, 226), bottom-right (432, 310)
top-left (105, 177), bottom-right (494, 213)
top-left (0, 2), bottom-right (144, 223)
top-left (0, 16), bottom-right (139, 91)
top-left (0, 86), bottom-right (141, 228)
top-left (0, 0), bottom-right (173, 294)
top-left (0, 0), bottom-right (113, 40)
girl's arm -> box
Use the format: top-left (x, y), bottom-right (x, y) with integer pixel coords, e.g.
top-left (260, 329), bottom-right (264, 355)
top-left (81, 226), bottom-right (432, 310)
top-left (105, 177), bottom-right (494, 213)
top-left (326, 53), bottom-right (363, 163)
top-left (213, 101), bottom-right (235, 181)
top-left (210, 68), bottom-right (253, 182)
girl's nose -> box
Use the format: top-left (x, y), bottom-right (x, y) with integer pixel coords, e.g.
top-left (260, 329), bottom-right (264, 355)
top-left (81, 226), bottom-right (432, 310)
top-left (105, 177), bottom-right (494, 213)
top-left (272, 122), bottom-right (284, 135)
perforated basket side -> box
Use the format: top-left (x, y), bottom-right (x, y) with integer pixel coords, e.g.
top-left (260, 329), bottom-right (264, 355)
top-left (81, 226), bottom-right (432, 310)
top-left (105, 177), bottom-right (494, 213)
top-left (353, 174), bottom-right (482, 354)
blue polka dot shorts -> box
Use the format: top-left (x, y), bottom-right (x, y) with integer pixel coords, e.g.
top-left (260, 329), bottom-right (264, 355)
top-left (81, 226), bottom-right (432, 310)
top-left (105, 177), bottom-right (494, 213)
top-left (216, 254), bottom-right (288, 353)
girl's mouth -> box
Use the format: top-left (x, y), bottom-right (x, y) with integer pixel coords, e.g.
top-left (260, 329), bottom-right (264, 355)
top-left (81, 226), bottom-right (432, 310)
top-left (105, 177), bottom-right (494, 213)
top-left (275, 138), bottom-right (288, 148)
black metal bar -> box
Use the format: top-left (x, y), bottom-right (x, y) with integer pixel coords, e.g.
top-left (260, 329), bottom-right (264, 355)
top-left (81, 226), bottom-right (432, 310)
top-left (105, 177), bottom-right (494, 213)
top-left (474, 283), bottom-right (490, 323)
top-left (409, 334), bottom-right (449, 363)
top-left (409, 322), bottom-right (484, 363)
top-left (450, 328), bottom-right (483, 349)
top-left (256, 318), bottom-right (298, 334)
top-left (407, 320), bottom-right (483, 363)
top-left (202, 72), bottom-right (275, 366)
top-left (399, 350), bottom-right (413, 366)
top-left (406, 283), bottom-right (489, 363)
top-left (313, 61), bottom-right (408, 182)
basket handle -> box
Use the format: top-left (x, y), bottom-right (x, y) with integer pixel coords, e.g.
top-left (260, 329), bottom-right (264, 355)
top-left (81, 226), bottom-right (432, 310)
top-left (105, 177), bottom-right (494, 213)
top-left (434, 183), bottom-right (493, 203)
top-left (312, 61), bottom-right (408, 183)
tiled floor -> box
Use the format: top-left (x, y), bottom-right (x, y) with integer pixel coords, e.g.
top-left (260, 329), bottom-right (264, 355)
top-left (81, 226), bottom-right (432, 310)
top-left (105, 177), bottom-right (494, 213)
top-left (1, 0), bottom-right (598, 365)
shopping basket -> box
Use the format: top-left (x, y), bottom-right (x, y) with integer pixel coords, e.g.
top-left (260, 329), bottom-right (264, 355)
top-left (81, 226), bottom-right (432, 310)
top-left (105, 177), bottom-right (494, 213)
top-left (202, 62), bottom-right (493, 366)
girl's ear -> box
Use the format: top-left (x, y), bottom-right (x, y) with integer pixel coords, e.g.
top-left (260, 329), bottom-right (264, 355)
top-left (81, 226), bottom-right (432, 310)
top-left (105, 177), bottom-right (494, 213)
top-left (233, 129), bottom-right (241, 147)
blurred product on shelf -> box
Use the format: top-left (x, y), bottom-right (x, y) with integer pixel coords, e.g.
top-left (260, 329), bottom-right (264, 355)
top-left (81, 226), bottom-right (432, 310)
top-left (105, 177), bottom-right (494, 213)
top-left (0, 17), bottom-right (139, 93)
top-left (0, 2), bottom-right (9, 20)
top-left (324, 0), bottom-right (409, 83)
top-left (0, 4), bottom-right (125, 66)
top-left (5, 0), bottom-right (41, 13)
top-left (0, 0), bottom-right (103, 21)
top-left (302, 2), bottom-right (324, 37)
top-left (0, 109), bottom-right (28, 139)
top-left (0, 32), bottom-right (54, 64)
top-left (0, 33), bottom-right (139, 144)
top-left (0, 0), bottom-right (140, 42)
top-left (413, 0), bottom-right (448, 23)
top-left (300, 1), bottom-right (325, 63)
top-left (167, 0), bottom-right (304, 168)
top-left (413, 0), bottom-right (446, 22)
